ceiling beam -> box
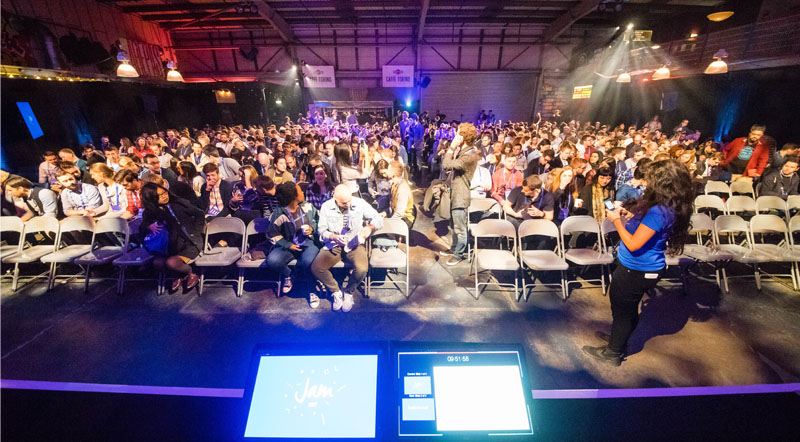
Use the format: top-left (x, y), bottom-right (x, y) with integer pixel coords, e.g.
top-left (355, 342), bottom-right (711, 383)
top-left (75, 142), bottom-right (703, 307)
top-left (542, 0), bottom-right (600, 43)
top-left (256, 0), bottom-right (296, 43)
top-left (417, 0), bottom-right (431, 44)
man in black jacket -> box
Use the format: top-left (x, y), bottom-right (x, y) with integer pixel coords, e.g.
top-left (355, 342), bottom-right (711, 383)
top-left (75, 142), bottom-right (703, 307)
top-left (759, 156), bottom-right (799, 200)
top-left (200, 163), bottom-right (233, 220)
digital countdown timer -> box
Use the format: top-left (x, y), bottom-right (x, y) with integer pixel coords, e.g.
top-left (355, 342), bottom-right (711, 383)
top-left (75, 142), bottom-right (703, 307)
top-left (446, 355), bottom-right (470, 362)
top-left (572, 85), bottom-right (593, 99)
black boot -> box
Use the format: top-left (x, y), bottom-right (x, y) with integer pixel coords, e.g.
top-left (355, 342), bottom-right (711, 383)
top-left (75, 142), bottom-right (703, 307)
top-left (595, 331), bottom-right (611, 343)
top-left (582, 345), bottom-right (623, 366)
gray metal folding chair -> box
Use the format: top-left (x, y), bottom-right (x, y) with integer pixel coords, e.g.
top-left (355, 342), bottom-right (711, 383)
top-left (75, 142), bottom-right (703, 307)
top-left (750, 214), bottom-right (798, 290)
top-left (41, 216), bottom-right (95, 291)
top-left (704, 180), bottom-right (731, 198)
top-left (195, 217), bottom-right (245, 295)
top-left (74, 217), bottom-right (129, 293)
top-left (755, 196), bottom-right (787, 217)
top-left (471, 219), bottom-right (519, 300)
top-left (694, 194), bottom-right (727, 218)
top-left (0, 216), bottom-right (24, 260)
top-left (236, 218), bottom-right (280, 297)
top-left (467, 197), bottom-right (502, 261)
top-left (730, 181), bottom-right (755, 198)
top-left (714, 215), bottom-right (772, 292)
top-left (560, 216), bottom-right (614, 295)
top-left (366, 218), bottom-right (410, 298)
top-left (518, 219), bottom-right (568, 301)
top-left (2, 216), bottom-right (59, 292)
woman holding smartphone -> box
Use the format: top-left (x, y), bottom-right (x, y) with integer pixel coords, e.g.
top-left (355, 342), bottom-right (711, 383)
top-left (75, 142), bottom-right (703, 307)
top-left (583, 159), bottom-right (693, 366)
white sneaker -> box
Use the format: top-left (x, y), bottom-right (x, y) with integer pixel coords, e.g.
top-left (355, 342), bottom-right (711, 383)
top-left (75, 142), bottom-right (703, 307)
top-left (342, 293), bottom-right (354, 312)
top-left (331, 291), bottom-right (343, 311)
top-left (308, 293), bottom-right (320, 309)
top-left (282, 277), bottom-right (293, 293)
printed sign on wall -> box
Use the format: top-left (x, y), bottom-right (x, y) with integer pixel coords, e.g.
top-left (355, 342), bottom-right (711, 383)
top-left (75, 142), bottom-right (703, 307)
top-left (382, 65), bottom-right (414, 87)
top-left (303, 65), bottom-right (336, 88)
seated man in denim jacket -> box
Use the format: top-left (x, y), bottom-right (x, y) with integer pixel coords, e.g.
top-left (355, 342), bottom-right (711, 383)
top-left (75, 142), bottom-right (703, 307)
top-left (311, 184), bottom-right (383, 312)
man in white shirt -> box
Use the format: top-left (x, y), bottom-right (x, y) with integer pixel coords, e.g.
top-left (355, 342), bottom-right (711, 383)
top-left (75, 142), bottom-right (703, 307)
top-left (56, 169), bottom-right (103, 217)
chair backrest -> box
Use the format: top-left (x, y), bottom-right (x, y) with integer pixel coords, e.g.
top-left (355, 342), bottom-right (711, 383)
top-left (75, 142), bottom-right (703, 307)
top-left (755, 196), bottom-right (787, 214)
top-left (59, 216), bottom-right (95, 234)
top-left (694, 195), bottom-right (726, 215)
top-left (725, 195), bottom-right (756, 213)
top-left (472, 219), bottom-right (516, 238)
top-left (730, 181), bottom-right (755, 197)
top-left (689, 213), bottom-right (714, 234)
top-left (714, 215), bottom-right (749, 235)
top-left (750, 214), bottom-right (788, 234)
top-left (23, 215), bottom-right (60, 236)
top-left (91, 217), bottom-right (130, 249)
top-left (469, 197), bottom-right (499, 214)
top-left (204, 216), bottom-right (246, 250)
top-left (788, 195), bottom-right (800, 211)
top-left (374, 218), bottom-right (410, 238)
top-left (599, 218), bottom-right (619, 254)
top-left (704, 181), bottom-right (730, 196)
top-left (0, 216), bottom-right (24, 234)
top-left (560, 215), bottom-right (600, 236)
top-left (789, 214), bottom-right (800, 234)
top-left (518, 219), bottom-right (562, 256)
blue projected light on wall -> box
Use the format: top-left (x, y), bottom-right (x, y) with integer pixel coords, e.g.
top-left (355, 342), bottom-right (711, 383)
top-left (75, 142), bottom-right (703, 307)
top-left (244, 354), bottom-right (378, 439)
top-left (16, 102), bottom-right (44, 139)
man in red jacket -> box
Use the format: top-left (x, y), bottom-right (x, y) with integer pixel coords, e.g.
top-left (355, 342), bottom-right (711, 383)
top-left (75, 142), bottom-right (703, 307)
top-left (721, 125), bottom-right (768, 178)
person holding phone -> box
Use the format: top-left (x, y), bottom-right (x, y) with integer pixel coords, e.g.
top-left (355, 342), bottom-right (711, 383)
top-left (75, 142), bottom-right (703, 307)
top-left (583, 160), bottom-right (694, 366)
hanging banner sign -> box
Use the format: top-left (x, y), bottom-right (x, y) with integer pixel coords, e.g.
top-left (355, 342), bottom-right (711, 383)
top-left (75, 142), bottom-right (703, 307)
top-left (382, 65), bottom-right (414, 87)
top-left (120, 38), bottom-right (165, 79)
top-left (303, 65), bottom-right (336, 88)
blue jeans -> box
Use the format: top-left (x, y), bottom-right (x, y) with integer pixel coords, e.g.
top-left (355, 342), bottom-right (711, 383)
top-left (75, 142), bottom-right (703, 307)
top-left (450, 208), bottom-right (468, 259)
top-left (266, 243), bottom-right (320, 280)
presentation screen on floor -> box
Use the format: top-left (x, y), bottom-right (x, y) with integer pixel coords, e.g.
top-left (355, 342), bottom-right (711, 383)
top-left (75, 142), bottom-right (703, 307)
top-left (244, 353), bottom-right (379, 439)
top-left (396, 348), bottom-right (533, 438)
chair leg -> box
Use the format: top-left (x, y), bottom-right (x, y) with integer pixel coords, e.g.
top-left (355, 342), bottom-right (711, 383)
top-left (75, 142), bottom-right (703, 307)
top-left (600, 265), bottom-right (606, 295)
top-left (754, 265), bottom-right (762, 290)
top-left (83, 265), bottom-right (92, 293)
top-left (199, 269), bottom-right (205, 295)
top-left (722, 267), bottom-right (730, 294)
top-left (12, 263), bottom-right (20, 292)
top-left (514, 270), bottom-right (519, 302)
top-left (237, 269), bottom-right (244, 298)
top-left (47, 262), bottom-right (56, 291)
top-left (117, 266), bottom-right (125, 295)
top-left (560, 271), bottom-right (568, 300)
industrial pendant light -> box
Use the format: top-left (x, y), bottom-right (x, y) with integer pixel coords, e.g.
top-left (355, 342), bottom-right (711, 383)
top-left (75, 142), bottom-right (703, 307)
top-left (166, 61), bottom-right (184, 82)
top-left (652, 65), bottom-right (670, 80)
top-left (116, 52), bottom-right (139, 78)
top-left (707, 11), bottom-right (734, 22)
top-left (616, 72), bottom-right (631, 83)
top-left (705, 49), bottom-right (729, 74)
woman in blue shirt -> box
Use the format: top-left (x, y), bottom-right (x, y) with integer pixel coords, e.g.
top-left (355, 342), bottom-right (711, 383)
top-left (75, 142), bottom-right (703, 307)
top-left (583, 159), bottom-right (694, 366)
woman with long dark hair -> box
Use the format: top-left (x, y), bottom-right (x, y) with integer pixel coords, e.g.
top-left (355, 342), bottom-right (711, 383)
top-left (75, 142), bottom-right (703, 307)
top-left (139, 182), bottom-right (205, 293)
top-left (332, 141), bottom-right (368, 195)
top-left (583, 159), bottom-right (694, 366)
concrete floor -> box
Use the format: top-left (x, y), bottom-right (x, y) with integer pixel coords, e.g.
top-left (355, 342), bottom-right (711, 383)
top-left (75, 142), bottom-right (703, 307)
top-left (2, 188), bottom-right (800, 391)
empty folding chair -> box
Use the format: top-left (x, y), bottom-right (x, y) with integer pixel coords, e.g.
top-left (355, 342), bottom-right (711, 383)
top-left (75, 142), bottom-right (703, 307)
top-left (74, 217), bottom-right (129, 293)
top-left (471, 219), bottom-right (519, 300)
top-left (2, 216), bottom-right (59, 292)
top-left (725, 195), bottom-right (756, 217)
top-left (467, 197), bottom-right (502, 260)
top-left (749, 214), bottom-right (798, 290)
top-left (730, 181), bottom-right (755, 198)
top-left (560, 216), bottom-right (614, 295)
top-left (366, 218), bottom-right (410, 298)
top-left (788, 215), bottom-right (800, 285)
top-left (40, 216), bottom-right (95, 291)
top-left (694, 194), bottom-right (727, 218)
top-left (236, 219), bottom-right (279, 297)
top-left (713, 215), bottom-right (772, 292)
top-left (195, 217), bottom-right (245, 295)
top-left (704, 180), bottom-right (731, 199)
top-left (113, 247), bottom-right (159, 295)
top-left (755, 196), bottom-right (787, 217)
top-left (680, 213), bottom-right (735, 292)
top-left (518, 219), bottom-right (568, 301)
top-left (0, 216), bottom-right (24, 260)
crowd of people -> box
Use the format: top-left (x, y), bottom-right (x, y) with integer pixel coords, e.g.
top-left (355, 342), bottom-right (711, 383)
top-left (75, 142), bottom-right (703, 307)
top-left (2, 108), bottom-right (798, 364)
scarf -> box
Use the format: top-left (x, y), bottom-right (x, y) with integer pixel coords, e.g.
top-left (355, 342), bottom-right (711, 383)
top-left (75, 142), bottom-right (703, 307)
top-left (591, 183), bottom-right (613, 221)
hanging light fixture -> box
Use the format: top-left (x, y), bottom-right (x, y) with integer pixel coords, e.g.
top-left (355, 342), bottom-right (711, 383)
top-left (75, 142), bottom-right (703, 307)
top-left (116, 52), bottom-right (139, 78)
top-left (616, 72), bottom-right (631, 83)
top-left (652, 65), bottom-right (670, 80)
top-left (707, 11), bottom-right (734, 22)
top-left (166, 61), bottom-right (184, 82)
top-left (705, 49), bottom-right (729, 74)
